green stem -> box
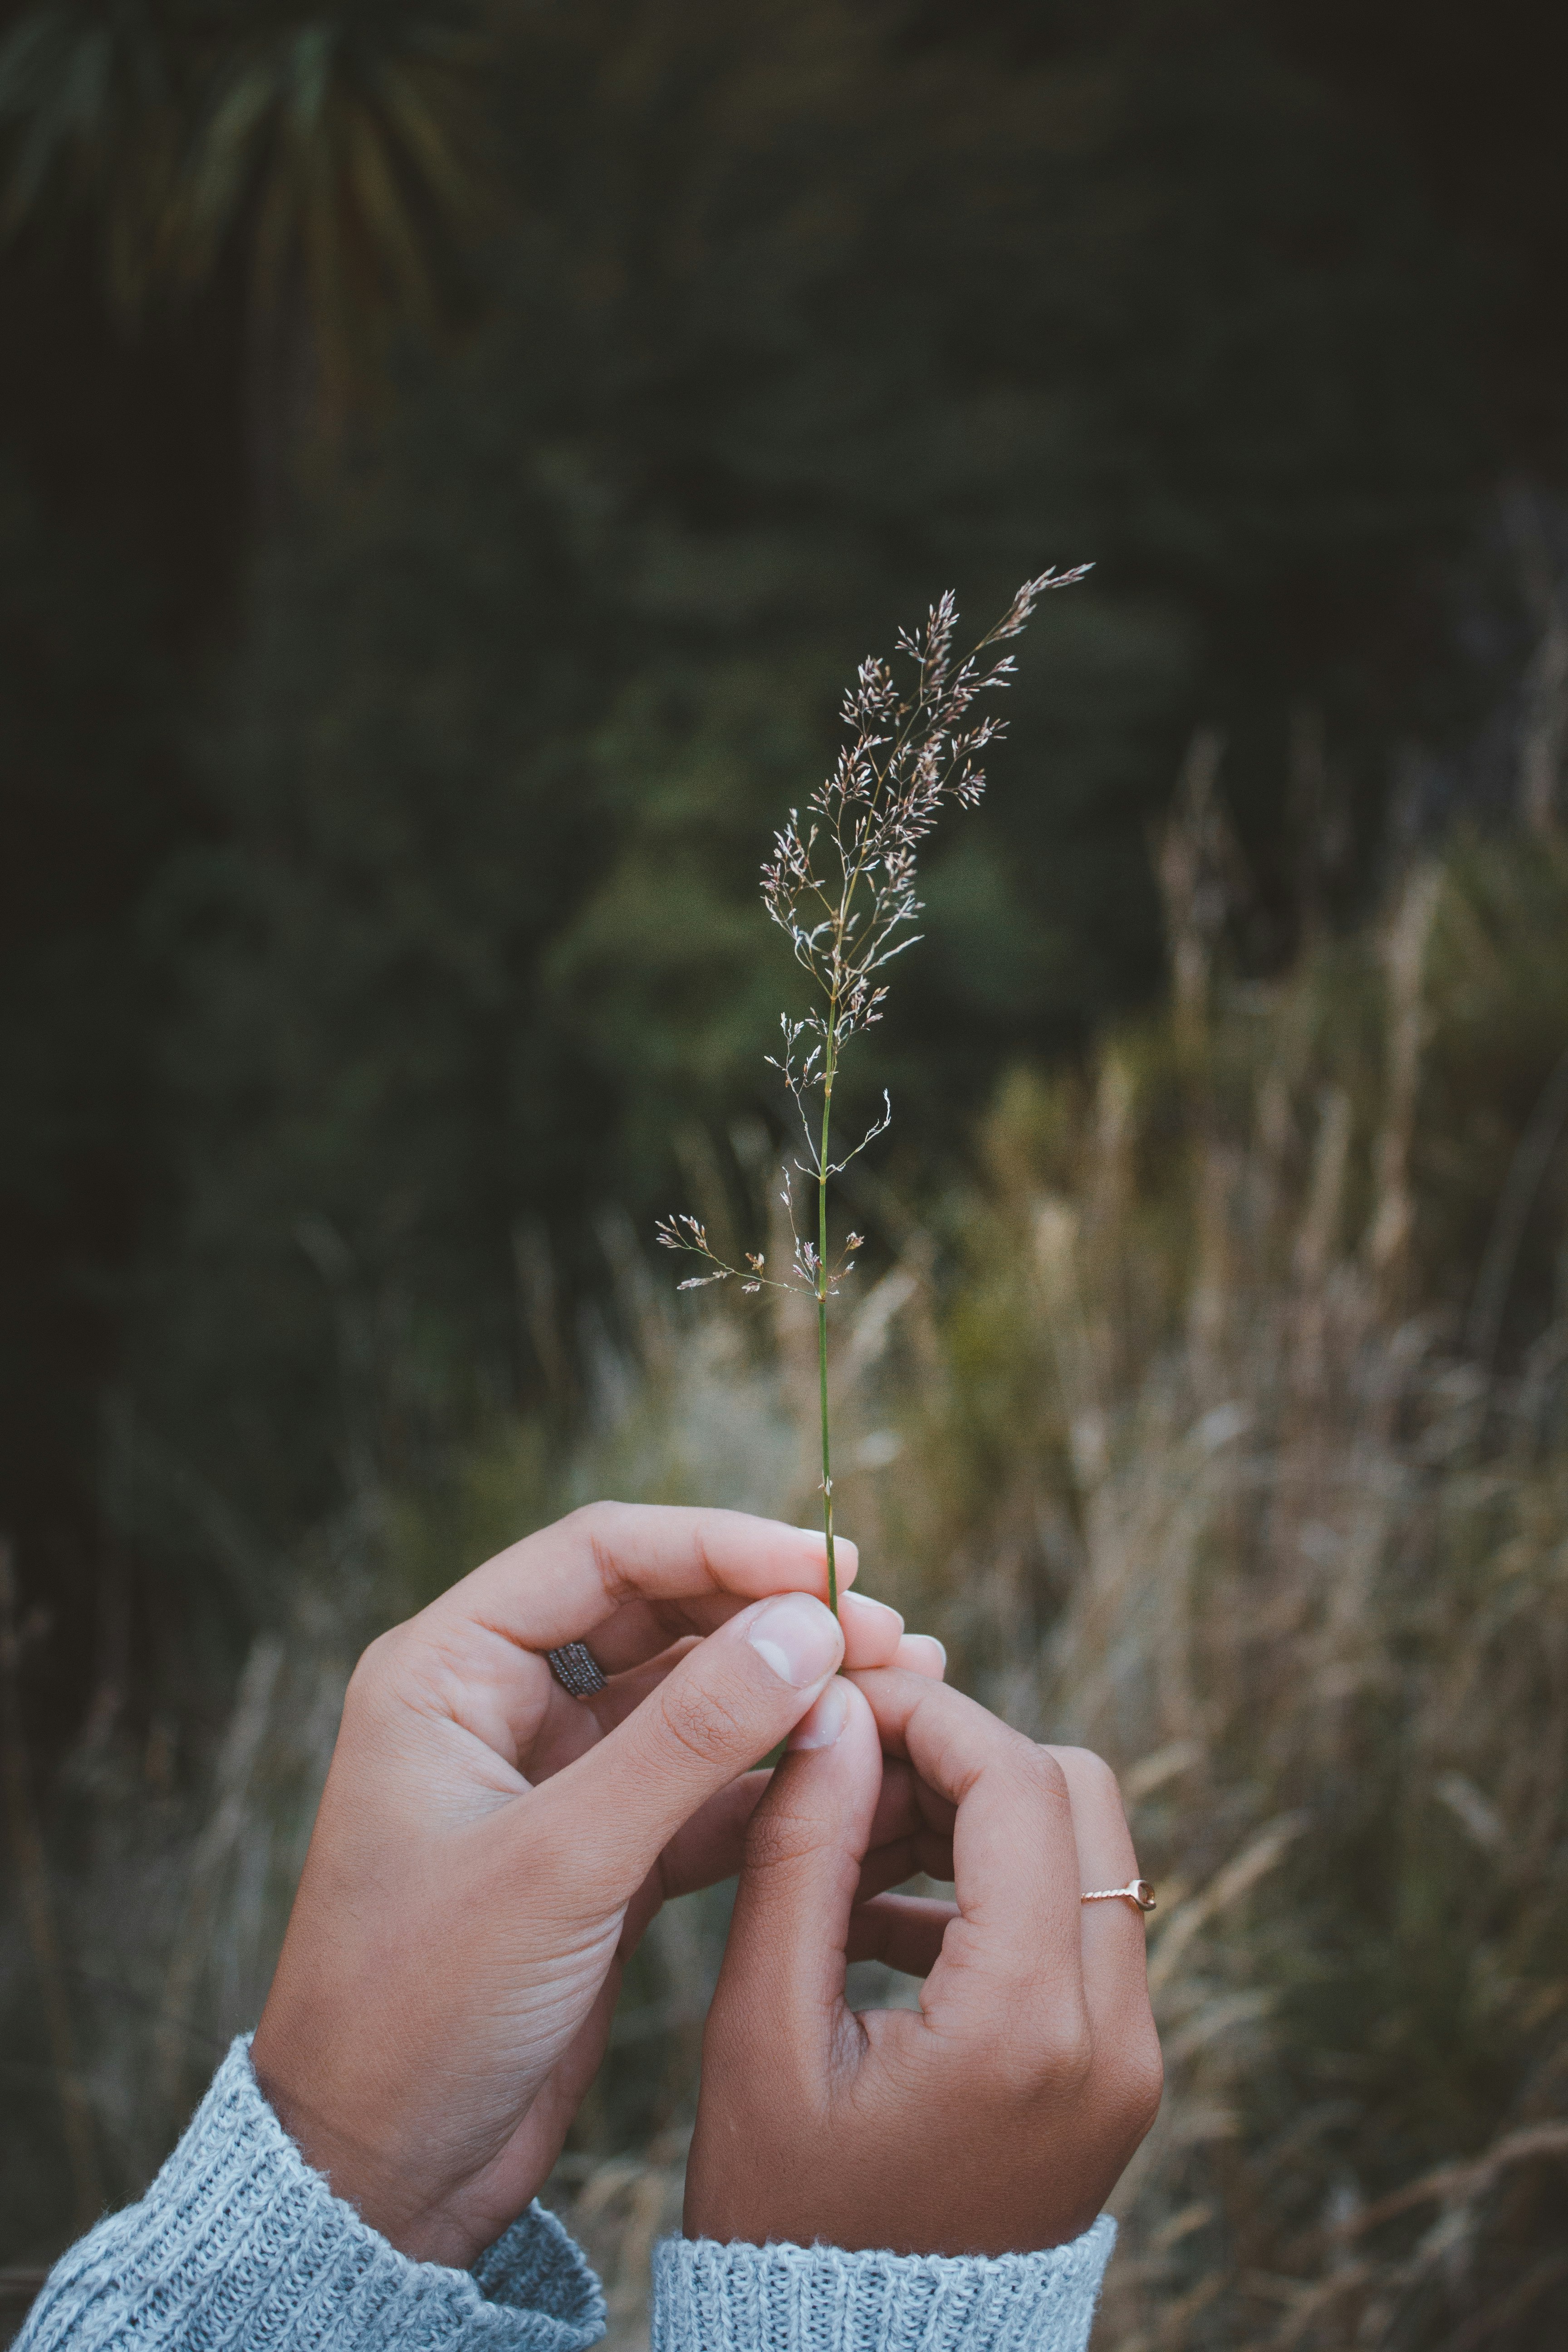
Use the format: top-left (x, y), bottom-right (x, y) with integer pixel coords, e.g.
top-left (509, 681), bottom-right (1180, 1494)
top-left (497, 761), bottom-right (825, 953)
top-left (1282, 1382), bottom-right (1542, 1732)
top-left (818, 1029), bottom-right (837, 1614)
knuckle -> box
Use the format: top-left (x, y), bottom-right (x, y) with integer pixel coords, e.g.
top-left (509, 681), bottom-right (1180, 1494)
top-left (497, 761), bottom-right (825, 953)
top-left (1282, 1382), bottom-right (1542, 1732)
top-left (1037, 2012), bottom-right (1096, 2096)
top-left (345, 1626), bottom-right (401, 1704)
top-left (980, 1991), bottom-right (1093, 2099)
top-left (565, 1498), bottom-right (619, 1533)
top-left (564, 1499), bottom-right (633, 1597)
top-left (1117, 2018), bottom-right (1166, 2137)
top-left (1054, 1744), bottom-right (1124, 1803)
top-left (744, 1794), bottom-right (828, 1877)
top-left (687, 1510), bottom-right (724, 1594)
top-left (1018, 1742), bottom-right (1073, 1814)
top-left (658, 1672), bottom-right (749, 1771)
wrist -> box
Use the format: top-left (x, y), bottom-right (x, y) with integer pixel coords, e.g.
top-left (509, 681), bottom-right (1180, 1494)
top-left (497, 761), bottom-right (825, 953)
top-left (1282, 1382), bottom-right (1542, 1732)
top-left (250, 2032), bottom-right (472, 2268)
top-left (24, 2037), bottom-right (607, 2352)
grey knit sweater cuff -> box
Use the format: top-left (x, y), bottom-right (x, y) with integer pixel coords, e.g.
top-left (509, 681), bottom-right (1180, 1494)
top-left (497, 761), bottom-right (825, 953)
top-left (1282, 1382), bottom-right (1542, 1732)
top-left (652, 2216), bottom-right (1116, 2352)
top-left (19, 2037), bottom-right (1117, 2352)
top-left (17, 2036), bottom-right (607, 2352)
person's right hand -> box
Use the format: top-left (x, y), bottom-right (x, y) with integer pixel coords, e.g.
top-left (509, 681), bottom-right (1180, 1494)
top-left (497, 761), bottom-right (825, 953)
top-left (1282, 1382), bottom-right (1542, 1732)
top-left (684, 1669), bottom-right (1162, 2256)
top-left (250, 1504), bottom-right (939, 2271)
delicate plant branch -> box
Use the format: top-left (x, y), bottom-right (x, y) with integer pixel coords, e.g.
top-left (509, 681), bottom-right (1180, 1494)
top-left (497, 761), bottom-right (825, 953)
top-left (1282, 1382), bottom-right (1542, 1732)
top-left (658, 568), bottom-right (1088, 1607)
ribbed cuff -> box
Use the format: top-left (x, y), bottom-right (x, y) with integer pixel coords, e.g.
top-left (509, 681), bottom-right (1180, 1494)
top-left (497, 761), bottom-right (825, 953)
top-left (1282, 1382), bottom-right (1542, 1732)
top-left (19, 2037), bottom-right (606, 2352)
top-left (652, 2217), bottom-right (1116, 2352)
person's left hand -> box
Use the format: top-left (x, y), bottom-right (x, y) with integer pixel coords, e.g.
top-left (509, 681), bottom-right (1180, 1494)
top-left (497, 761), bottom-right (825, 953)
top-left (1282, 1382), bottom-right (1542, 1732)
top-left (251, 1503), bottom-right (943, 2268)
top-left (685, 1669), bottom-right (1161, 2255)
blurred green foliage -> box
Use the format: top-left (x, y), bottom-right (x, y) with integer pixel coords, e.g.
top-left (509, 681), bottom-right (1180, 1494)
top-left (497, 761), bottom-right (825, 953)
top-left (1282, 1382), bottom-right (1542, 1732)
top-left (4, 4), bottom-right (1568, 2302)
top-left (0, 0), bottom-right (485, 388)
top-left (0, 0), bottom-right (1563, 1706)
top-left (130, 0), bottom-right (1481, 1548)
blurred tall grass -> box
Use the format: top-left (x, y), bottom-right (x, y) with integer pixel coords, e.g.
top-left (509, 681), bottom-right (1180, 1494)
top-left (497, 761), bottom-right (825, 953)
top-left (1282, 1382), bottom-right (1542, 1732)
top-left (7, 814), bottom-right (1568, 2349)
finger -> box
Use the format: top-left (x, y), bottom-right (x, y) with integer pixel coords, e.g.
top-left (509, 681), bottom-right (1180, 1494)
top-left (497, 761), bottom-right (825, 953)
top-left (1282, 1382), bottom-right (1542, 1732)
top-left (612, 1715), bottom-right (950, 1911)
top-left (523, 1636), bottom-right (722, 1787)
top-left (529, 1592), bottom-right (846, 1903)
top-left (854, 1830), bottom-right (955, 1903)
top-left (1044, 1745), bottom-right (1138, 1891)
top-left (543, 1661), bottom-right (953, 1832)
top-left (863, 1756), bottom-right (938, 1848)
top-left (1043, 1746), bottom-right (1162, 2134)
top-left (583, 1581), bottom-right (897, 1679)
top-left (865, 1754), bottom-right (957, 1846)
top-left (892, 1633), bottom-right (946, 1679)
top-left (855, 1758), bottom-right (954, 1898)
top-left (847, 1893), bottom-right (957, 1976)
top-left (651, 1781), bottom-right (952, 1915)
top-left (394, 1504), bottom-right (858, 1763)
top-left (848, 1668), bottom-right (1085, 2043)
top-left (867, 1756), bottom-right (917, 1846)
top-left (657, 1733), bottom-right (942, 1893)
top-left (519, 1640), bottom-right (704, 1784)
top-left (657, 1773), bottom-right (771, 1898)
top-left (1043, 1744), bottom-right (1146, 1981)
top-left (587, 1604), bottom-right (743, 1675)
top-left (581, 1590), bottom-right (900, 1681)
top-left (528, 1593), bottom-right (903, 1771)
top-left (710, 1677), bottom-right (885, 2071)
top-left (841, 1592), bottom-right (908, 1666)
top-left (456, 1504), bottom-right (857, 1647)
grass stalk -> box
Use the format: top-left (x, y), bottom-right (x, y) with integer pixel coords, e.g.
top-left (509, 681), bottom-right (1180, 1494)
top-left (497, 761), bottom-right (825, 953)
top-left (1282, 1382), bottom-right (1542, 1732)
top-left (657, 574), bottom-right (1083, 1591)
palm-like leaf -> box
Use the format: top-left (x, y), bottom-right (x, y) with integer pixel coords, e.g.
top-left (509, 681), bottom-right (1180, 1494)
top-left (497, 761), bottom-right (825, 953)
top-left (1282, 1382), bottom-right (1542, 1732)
top-left (179, 6), bottom-right (489, 409)
top-left (0, 1), bottom-right (184, 300)
top-left (0, 1), bottom-right (489, 409)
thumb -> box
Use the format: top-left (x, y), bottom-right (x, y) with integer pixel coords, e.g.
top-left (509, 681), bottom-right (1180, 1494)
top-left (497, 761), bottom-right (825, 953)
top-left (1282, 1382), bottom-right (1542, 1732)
top-left (708, 1676), bottom-right (884, 2076)
top-left (531, 1593), bottom-right (844, 1901)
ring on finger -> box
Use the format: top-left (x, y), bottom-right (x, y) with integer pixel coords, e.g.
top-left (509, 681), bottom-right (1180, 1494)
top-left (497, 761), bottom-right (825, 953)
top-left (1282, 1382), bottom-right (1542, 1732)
top-left (546, 1641), bottom-right (609, 1700)
top-left (1081, 1877), bottom-right (1156, 1912)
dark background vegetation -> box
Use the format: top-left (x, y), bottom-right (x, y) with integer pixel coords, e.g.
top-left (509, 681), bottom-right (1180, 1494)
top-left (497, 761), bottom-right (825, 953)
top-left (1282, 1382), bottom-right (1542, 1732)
top-left (5, 0), bottom-right (1568, 2316)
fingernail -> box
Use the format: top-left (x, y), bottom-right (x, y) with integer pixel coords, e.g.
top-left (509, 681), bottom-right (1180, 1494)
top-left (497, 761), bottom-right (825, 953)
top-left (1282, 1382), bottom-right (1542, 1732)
top-left (787, 1680), bottom-right (850, 1749)
top-left (748, 1594), bottom-right (843, 1688)
top-left (840, 1590), bottom-right (904, 1639)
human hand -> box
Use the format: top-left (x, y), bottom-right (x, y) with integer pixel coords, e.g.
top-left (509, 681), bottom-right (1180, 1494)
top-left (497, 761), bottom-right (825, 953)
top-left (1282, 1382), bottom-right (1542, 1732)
top-left (251, 1504), bottom-right (943, 2268)
top-left (684, 1669), bottom-right (1162, 2256)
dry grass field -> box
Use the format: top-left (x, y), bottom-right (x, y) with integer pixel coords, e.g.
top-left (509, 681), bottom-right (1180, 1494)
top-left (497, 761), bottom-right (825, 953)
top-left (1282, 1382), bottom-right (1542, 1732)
top-left (8, 822), bottom-right (1568, 2351)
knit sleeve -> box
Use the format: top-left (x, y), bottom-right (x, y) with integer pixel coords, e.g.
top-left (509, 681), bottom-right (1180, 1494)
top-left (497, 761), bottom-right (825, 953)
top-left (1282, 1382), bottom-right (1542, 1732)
top-left (16, 2037), bottom-right (607, 2352)
top-left (650, 2218), bottom-right (1115, 2352)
